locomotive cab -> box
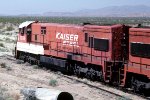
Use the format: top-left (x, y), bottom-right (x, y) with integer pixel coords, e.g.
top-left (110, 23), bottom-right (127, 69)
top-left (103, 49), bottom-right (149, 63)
top-left (15, 21), bottom-right (44, 59)
top-left (18, 21), bottom-right (34, 43)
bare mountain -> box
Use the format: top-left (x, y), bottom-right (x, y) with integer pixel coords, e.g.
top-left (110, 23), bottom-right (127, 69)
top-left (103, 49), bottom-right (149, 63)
top-left (44, 5), bottom-right (150, 17)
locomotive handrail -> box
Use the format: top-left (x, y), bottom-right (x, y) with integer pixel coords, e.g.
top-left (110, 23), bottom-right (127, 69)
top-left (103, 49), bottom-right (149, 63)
top-left (48, 47), bottom-right (108, 58)
top-left (29, 40), bottom-right (110, 61)
top-left (128, 61), bottom-right (150, 70)
top-left (48, 40), bottom-right (108, 53)
top-left (47, 40), bottom-right (110, 62)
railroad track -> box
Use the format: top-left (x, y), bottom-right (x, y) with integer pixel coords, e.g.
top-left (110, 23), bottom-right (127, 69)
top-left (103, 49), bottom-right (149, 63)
top-left (56, 73), bottom-right (150, 100)
top-left (1, 55), bottom-right (149, 100)
top-left (56, 72), bottom-right (131, 100)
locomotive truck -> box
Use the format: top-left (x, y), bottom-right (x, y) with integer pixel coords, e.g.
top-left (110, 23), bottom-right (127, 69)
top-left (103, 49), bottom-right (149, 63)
top-left (15, 21), bottom-right (150, 93)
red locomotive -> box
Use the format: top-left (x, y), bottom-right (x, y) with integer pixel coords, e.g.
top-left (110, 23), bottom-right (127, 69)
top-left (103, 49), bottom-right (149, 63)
top-left (15, 21), bottom-right (150, 93)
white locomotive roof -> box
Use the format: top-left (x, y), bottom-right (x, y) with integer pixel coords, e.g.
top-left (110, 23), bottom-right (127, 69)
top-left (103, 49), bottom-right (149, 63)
top-left (19, 21), bottom-right (35, 28)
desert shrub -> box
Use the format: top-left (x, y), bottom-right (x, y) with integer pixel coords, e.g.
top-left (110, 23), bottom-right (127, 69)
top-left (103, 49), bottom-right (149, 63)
top-left (12, 49), bottom-right (15, 56)
top-left (0, 62), bottom-right (6, 68)
top-left (16, 60), bottom-right (24, 64)
top-left (5, 33), bottom-right (12, 35)
top-left (0, 47), bottom-right (8, 52)
top-left (5, 37), bottom-right (11, 42)
top-left (6, 26), bottom-right (14, 31)
top-left (0, 25), bottom-right (3, 29)
top-left (0, 86), bottom-right (14, 100)
top-left (33, 65), bottom-right (39, 69)
top-left (0, 62), bottom-right (12, 71)
top-left (12, 39), bottom-right (16, 43)
top-left (6, 66), bottom-right (12, 71)
top-left (0, 43), bottom-right (4, 47)
top-left (0, 39), bottom-right (3, 41)
top-left (4, 37), bottom-right (15, 43)
top-left (49, 78), bottom-right (58, 87)
top-left (0, 86), bottom-right (7, 100)
top-left (24, 62), bottom-right (31, 66)
top-left (117, 96), bottom-right (130, 100)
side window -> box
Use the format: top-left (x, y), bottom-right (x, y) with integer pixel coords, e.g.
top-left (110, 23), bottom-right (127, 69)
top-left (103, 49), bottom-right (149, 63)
top-left (85, 33), bottom-right (88, 42)
top-left (94, 38), bottom-right (109, 52)
top-left (27, 28), bottom-right (32, 35)
top-left (24, 27), bottom-right (27, 34)
top-left (19, 28), bottom-right (21, 33)
top-left (130, 43), bottom-right (150, 58)
top-left (41, 27), bottom-right (46, 35)
top-left (19, 27), bottom-right (28, 35)
top-left (88, 37), bottom-right (93, 48)
top-left (20, 27), bottom-right (24, 35)
top-left (130, 43), bottom-right (141, 57)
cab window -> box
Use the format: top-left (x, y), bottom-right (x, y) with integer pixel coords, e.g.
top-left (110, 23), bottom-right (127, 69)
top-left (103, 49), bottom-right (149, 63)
top-left (19, 27), bottom-right (24, 35)
top-left (27, 28), bottom-right (32, 35)
top-left (41, 27), bottom-right (46, 34)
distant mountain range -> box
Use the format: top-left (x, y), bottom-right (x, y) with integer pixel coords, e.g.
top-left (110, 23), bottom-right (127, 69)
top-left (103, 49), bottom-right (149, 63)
top-left (2, 5), bottom-right (150, 17)
top-left (43, 5), bottom-right (150, 17)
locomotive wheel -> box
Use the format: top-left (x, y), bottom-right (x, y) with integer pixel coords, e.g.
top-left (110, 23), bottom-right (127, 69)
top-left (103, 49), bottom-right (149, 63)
top-left (64, 66), bottom-right (70, 74)
top-left (37, 60), bottom-right (40, 66)
top-left (90, 68), bottom-right (96, 80)
top-left (131, 78), bottom-right (136, 92)
top-left (99, 72), bottom-right (104, 81)
top-left (90, 72), bottom-right (96, 81)
top-left (86, 71), bottom-right (91, 79)
top-left (131, 77), bottom-right (140, 93)
top-left (131, 77), bottom-right (146, 93)
top-left (23, 56), bottom-right (26, 62)
top-left (73, 66), bottom-right (80, 77)
top-left (86, 68), bottom-right (96, 80)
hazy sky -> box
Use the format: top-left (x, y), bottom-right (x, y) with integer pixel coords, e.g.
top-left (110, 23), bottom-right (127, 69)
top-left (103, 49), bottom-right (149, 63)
top-left (0, 0), bottom-right (150, 15)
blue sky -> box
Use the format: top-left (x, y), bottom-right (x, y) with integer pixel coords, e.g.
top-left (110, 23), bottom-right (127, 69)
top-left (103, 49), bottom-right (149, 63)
top-left (0, 0), bottom-right (150, 15)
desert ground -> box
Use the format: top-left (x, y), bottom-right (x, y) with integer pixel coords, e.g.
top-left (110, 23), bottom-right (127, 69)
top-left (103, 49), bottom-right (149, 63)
top-left (0, 22), bottom-right (147, 100)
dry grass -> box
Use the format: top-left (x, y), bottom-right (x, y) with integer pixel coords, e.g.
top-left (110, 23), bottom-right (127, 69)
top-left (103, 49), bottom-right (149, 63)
top-left (0, 86), bottom-right (14, 100)
top-left (49, 78), bottom-right (58, 87)
top-left (0, 62), bottom-right (12, 71)
top-left (0, 62), bottom-right (7, 68)
top-left (6, 26), bottom-right (14, 31)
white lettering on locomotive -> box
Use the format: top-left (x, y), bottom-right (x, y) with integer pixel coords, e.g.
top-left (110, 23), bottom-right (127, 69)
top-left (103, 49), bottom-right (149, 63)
top-left (56, 32), bottom-right (79, 47)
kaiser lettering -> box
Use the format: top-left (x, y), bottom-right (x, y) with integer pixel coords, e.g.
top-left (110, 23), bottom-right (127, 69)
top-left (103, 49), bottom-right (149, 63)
top-left (56, 32), bottom-right (78, 41)
top-left (56, 32), bottom-right (79, 47)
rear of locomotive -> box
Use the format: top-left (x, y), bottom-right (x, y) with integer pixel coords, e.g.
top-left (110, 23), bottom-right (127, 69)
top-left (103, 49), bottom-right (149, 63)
top-left (125, 28), bottom-right (150, 93)
top-left (103, 25), bottom-right (129, 85)
top-left (81, 24), bottom-right (129, 85)
top-left (102, 25), bottom-right (129, 85)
